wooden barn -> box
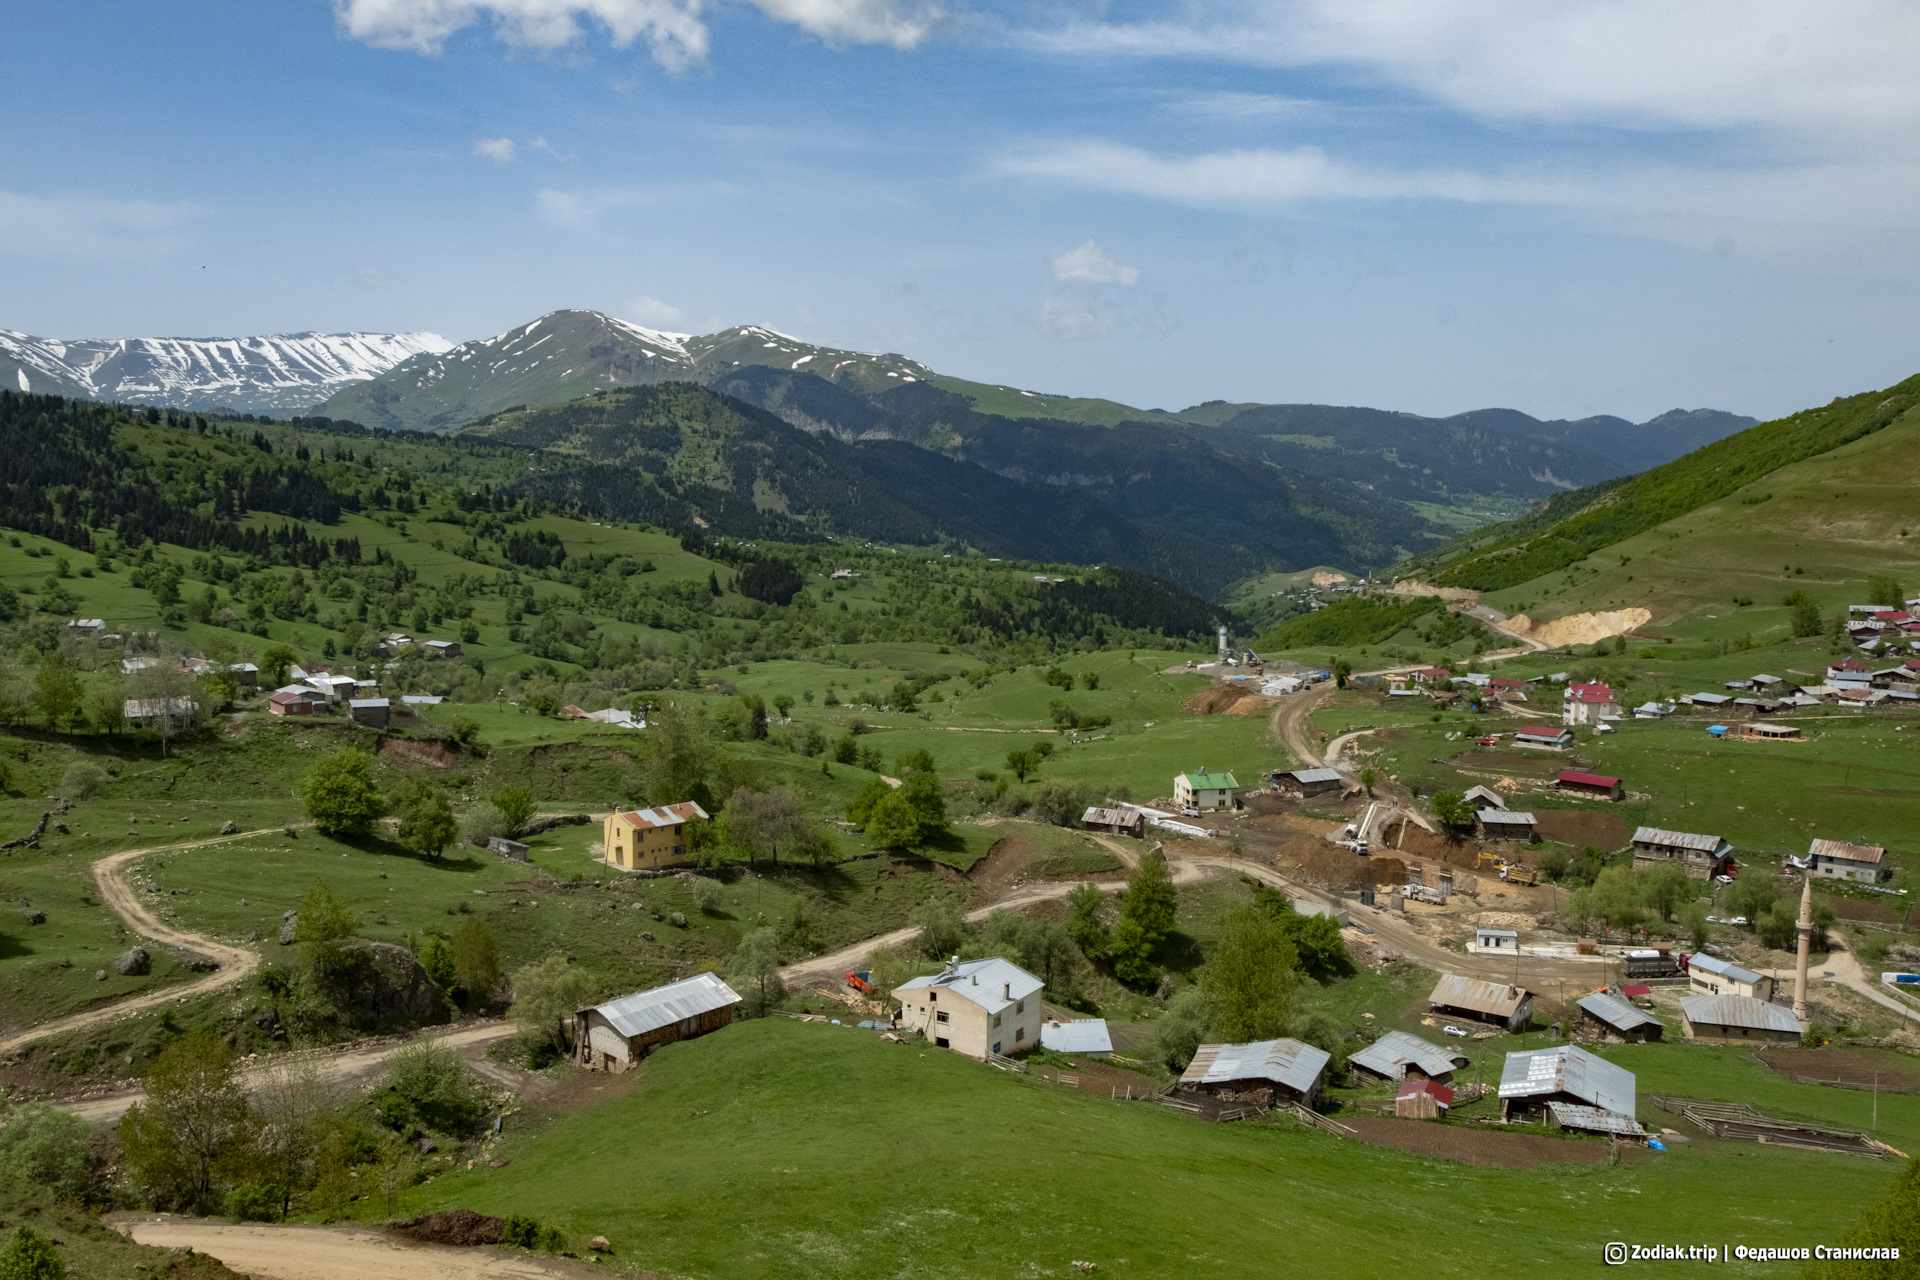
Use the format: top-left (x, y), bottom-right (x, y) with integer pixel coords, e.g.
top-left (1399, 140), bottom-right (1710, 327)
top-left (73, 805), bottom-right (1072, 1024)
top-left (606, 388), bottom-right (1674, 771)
top-left (575, 972), bottom-right (742, 1072)
top-left (1081, 806), bottom-right (1145, 838)
top-left (1556, 770), bottom-right (1624, 801)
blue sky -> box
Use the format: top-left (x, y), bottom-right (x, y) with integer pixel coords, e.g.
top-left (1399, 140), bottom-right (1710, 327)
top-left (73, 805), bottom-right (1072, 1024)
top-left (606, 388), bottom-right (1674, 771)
top-left (4, 1), bottom-right (1918, 421)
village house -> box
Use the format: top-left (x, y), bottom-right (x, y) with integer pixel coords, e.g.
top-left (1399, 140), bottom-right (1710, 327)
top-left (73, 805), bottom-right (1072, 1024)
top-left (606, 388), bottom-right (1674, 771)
top-left (1478, 810), bottom-right (1538, 842)
top-left (1512, 727), bottom-right (1573, 750)
top-left (1683, 691), bottom-right (1733, 710)
top-left (602, 802), bottom-right (709, 871)
top-left (122, 697), bottom-right (197, 730)
top-left (423, 639), bottom-right (463, 659)
top-left (1563, 681), bottom-right (1619, 725)
top-left (347, 697), bottom-right (390, 729)
top-left (1174, 768), bottom-right (1240, 810)
top-left (1273, 767), bottom-right (1342, 798)
top-left (228, 662), bottom-right (259, 689)
top-left (1631, 827), bottom-right (1732, 878)
top-left (1557, 770), bottom-right (1624, 802)
top-left (1634, 701), bottom-right (1676, 719)
top-left (1080, 806), bottom-right (1146, 838)
top-left (1576, 991), bottom-right (1665, 1043)
top-left (1395, 1078), bottom-right (1454, 1119)
top-left (1180, 1038), bottom-right (1331, 1108)
top-left (1680, 994), bottom-right (1802, 1045)
top-left (1429, 974), bottom-right (1534, 1034)
top-left (1348, 1029), bottom-right (1469, 1085)
top-left (574, 972), bottom-right (742, 1071)
top-left (1499, 1043), bottom-right (1639, 1130)
top-left (1730, 721), bottom-right (1803, 742)
top-left (1474, 927), bottom-right (1519, 953)
top-left (896, 957), bottom-right (1044, 1060)
top-left (303, 673), bottom-right (360, 704)
top-left (1463, 785), bottom-right (1506, 809)
top-left (1807, 838), bottom-right (1889, 884)
top-left (1409, 666), bottom-right (1453, 685)
top-left (1688, 953), bottom-right (1773, 1001)
top-left (268, 685), bottom-right (321, 717)
top-left (66, 618), bottom-right (105, 636)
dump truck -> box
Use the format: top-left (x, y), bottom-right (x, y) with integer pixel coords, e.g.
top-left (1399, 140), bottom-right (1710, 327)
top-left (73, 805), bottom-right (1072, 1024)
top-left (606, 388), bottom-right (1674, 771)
top-left (845, 971), bottom-right (873, 993)
top-left (1501, 864), bottom-right (1538, 887)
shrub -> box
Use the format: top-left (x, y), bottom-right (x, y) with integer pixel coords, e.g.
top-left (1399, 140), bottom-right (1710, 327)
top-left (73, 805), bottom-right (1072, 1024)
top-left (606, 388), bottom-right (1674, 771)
top-left (0, 1225), bottom-right (64, 1280)
top-left (690, 877), bottom-right (725, 914)
top-left (459, 803), bottom-right (509, 847)
top-left (383, 1036), bottom-right (484, 1135)
top-left (0, 1103), bottom-right (91, 1202)
top-left (55, 761), bottom-right (106, 801)
top-left (225, 1183), bottom-right (286, 1222)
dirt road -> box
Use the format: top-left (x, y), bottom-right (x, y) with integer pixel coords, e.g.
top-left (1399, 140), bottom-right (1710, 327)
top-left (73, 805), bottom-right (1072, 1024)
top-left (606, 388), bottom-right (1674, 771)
top-left (63, 1020), bottom-right (522, 1125)
top-left (1825, 938), bottom-right (1920, 1026)
top-left (1270, 682), bottom-right (1336, 768)
top-left (0, 828), bottom-right (285, 1057)
top-left (116, 1219), bottom-right (600, 1280)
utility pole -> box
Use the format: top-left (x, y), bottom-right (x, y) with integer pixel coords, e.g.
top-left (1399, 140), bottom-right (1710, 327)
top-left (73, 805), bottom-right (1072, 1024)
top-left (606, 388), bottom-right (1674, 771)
top-left (1793, 869), bottom-right (1814, 1023)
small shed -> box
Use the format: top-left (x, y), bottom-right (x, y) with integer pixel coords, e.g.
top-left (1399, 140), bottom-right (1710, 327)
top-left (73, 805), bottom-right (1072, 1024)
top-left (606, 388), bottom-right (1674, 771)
top-left (575, 972), bottom-right (742, 1071)
top-left (1396, 1079), bottom-right (1455, 1118)
top-left (1499, 1043), bottom-right (1636, 1125)
top-left (1475, 927), bottom-right (1518, 952)
top-left (1556, 770), bottom-right (1624, 801)
top-left (1546, 1103), bottom-right (1647, 1139)
top-left (1733, 721), bottom-right (1802, 741)
top-left (1349, 1029), bottom-right (1469, 1085)
top-left (123, 697), bottom-right (198, 729)
top-left (1576, 992), bottom-right (1665, 1043)
top-left (1040, 1018), bottom-right (1113, 1057)
top-left (1463, 785), bottom-right (1507, 810)
top-left (487, 837), bottom-right (530, 862)
top-left (1081, 806), bottom-right (1146, 838)
top-left (268, 686), bottom-right (319, 717)
top-left (1478, 809), bottom-right (1537, 841)
top-left (1680, 994), bottom-right (1803, 1045)
top-left (1512, 728), bottom-right (1573, 750)
top-left (1429, 974), bottom-right (1533, 1034)
top-left (1181, 1038), bottom-right (1331, 1107)
top-left (1274, 767), bottom-right (1342, 798)
top-left (347, 697), bottom-right (390, 729)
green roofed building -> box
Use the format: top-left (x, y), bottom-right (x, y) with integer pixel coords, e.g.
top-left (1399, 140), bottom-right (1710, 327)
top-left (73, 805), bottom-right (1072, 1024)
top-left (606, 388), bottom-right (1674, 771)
top-left (1175, 768), bottom-right (1241, 811)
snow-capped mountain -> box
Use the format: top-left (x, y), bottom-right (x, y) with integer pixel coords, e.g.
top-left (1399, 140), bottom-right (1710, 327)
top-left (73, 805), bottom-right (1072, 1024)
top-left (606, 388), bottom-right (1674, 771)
top-left (0, 328), bottom-right (452, 415)
top-left (318, 309), bottom-right (936, 433)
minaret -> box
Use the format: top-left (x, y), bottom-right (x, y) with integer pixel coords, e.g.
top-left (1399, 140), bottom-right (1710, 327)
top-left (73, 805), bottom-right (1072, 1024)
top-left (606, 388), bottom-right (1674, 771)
top-left (1793, 869), bottom-right (1814, 1022)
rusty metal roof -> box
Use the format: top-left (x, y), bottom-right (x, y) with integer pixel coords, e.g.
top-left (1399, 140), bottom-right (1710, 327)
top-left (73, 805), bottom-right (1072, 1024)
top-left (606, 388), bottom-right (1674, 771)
top-left (584, 972), bottom-right (742, 1039)
top-left (1546, 1102), bottom-right (1647, 1137)
top-left (1349, 1030), bottom-right (1468, 1081)
top-left (1809, 838), bottom-right (1885, 865)
top-left (618, 802), bottom-right (710, 830)
top-left (1181, 1038), bottom-right (1330, 1093)
top-left (1499, 1044), bottom-right (1635, 1116)
top-left (1631, 827), bottom-right (1727, 854)
top-left (1430, 974), bottom-right (1529, 1018)
top-left (1681, 994), bottom-right (1803, 1035)
top-left (1577, 992), bottom-right (1664, 1034)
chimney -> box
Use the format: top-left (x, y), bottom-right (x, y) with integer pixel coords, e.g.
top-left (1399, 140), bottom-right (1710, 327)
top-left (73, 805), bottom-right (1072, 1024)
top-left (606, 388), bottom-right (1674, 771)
top-left (1004, 982), bottom-right (1011, 1000)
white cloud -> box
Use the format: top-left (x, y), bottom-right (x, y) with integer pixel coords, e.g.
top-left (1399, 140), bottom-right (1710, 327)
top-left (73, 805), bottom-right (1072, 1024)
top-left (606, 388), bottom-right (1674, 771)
top-left (623, 294), bottom-right (685, 326)
top-left (1050, 240), bottom-right (1139, 286)
top-left (1025, 2), bottom-right (1920, 149)
top-left (333, 0), bottom-right (939, 68)
top-left (473, 137), bottom-right (517, 162)
top-left (0, 190), bottom-right (209, 262)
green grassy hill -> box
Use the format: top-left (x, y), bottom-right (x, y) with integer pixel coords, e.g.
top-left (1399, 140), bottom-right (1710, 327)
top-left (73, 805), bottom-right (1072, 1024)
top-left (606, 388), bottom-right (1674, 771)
top-left (1401, 372), bottom-right (1920, 634)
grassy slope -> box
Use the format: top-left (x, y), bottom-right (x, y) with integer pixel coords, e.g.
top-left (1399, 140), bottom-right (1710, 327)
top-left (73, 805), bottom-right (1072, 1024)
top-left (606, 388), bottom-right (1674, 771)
top-left (1408, 371), bottom-right (1920, 616)
top-left (406, 1017), bottom-right (1912, 1280)
top-left (923, 375), bottom-right (1180, 427)
top-left (1479, 408), bottom-right (1920, 633)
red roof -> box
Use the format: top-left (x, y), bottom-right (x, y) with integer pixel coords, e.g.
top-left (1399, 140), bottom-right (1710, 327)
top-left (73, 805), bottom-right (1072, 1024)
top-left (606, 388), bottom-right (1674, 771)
top-left (1622, 983), bottom-right (1653, 998)
top-left (1565, 682), bottom-right (1616, 703)
top-left (1414, 667), bottom-right (1452, 679)
top-left (1885, 612), bottom-right (1911, 623)
top-left (1397, 1078), bottom-right (1456, 1105)
top-left (1558, 770), bottom-right (1621, 788)
top-left (1489, 677), bottom-right (1525, 689)
top-left (1835, 659), bottom-right (1867, 671)
top-left (616, 801), bottom-right (710, 830)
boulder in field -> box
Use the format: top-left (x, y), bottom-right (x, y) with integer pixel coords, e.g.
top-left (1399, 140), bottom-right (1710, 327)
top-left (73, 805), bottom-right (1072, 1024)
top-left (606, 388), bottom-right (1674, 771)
top-left (113, 947), bottom-right (151, 976)
top-left (19, 907), bottom-right (45, 925)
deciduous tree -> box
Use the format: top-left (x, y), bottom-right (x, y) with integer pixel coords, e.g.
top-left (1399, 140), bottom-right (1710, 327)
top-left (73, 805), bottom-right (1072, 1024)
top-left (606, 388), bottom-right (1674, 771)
top-left (297, 748), bottom-right (383, 837)
top-left (118, 1031), bottom-right (255, 1213)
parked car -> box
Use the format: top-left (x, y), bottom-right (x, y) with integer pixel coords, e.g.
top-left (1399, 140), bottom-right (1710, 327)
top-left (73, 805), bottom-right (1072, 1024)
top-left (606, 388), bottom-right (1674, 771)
top-left (1442, 1024), bottom-right (1469, 1038)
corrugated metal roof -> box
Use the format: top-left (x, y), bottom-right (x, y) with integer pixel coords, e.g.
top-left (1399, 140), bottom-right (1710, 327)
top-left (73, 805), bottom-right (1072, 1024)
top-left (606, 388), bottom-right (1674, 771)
top-left (1348, 1029), bottom-right (1468, 1081)
top-left (1546, 1102), bottom-right (1647, 1137)
top-left (1040, 1019), bottom-right (1112, 1054)
top-left (1430, 974), bottom-right (1529, 1018)
top-left (1558, 771), bottom-right (1622, 788)
top-left (1681, 994), bottom-right (1802, 1035)
top-left (1577, 992), bottom-right (1664, 1034)
top-left (584, 972), bottom-right (742, 1038)
top-left (1463, 786), bottom-right (1507, 809)
top-left (618, 802), bottom-right (710, 830)
top-left (1632, 827), bottom-right (1726, 854)
top-left (1284, 768), bottom-right (1342, 784)
top-left (348, 698), bottom-right (389, 708)
top-left (1081, 807), bottom-right (1140, 827)
top-left (896, 957), bottom-right (1045, 1015)
top-left (1499, 1044), bottom-right (1635, 1116)
top-left (1690, 954), bottom-right (1765, 985)
top-left (1178, 769), bottom-right (1240, 790)
top-left (1514, 729), bottom-right (1572, 742)
top-left (1480, 809), bottom-right (1537, 825)
top-left (1810, 838), bottom-right (1885, 865)
top-left (1181, 1038), bottom-right (1331, 1093)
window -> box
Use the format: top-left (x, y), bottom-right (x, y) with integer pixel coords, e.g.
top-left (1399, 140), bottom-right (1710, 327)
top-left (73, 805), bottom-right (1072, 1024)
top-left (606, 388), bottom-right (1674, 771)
top-left (936, 1011), bottom-right (949, 1024)
top-left (1015, 1000), bottom-right (1024, 1014)
top-left (991, 1014), bottom-right (1001, 1028)
top-left (1014, 1027), bottom-right (1025, 1042)
top-left (929, 992), bottom-right (937, 1002)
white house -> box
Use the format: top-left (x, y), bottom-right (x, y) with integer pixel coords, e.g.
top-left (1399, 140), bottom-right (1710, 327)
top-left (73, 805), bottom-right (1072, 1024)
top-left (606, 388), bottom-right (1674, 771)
top-left (1688, 953), bottom-right (1772, 1001)
top-left (896, 957), bottom-right (1044, 1060)
top-left (1808, 838), bottom-right (1888, 884)
top-left (1563, 682), bottom-right (1619, 725)
top-left (1174, 768), bottom-right (1240, 810)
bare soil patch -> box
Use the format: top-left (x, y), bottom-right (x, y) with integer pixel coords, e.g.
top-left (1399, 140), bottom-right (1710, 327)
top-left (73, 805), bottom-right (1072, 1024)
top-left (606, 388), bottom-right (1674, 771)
top-left (402, 1210), bottom-right (506, 1246)
top-left (1033, 1057), bottom-right (1165, 1099)
top-left (1453, 751), bottom-right (1561, 776)
top-left (1758, 1047), bottom-right (1920, 1093)
top-left (1186, 683), bottom-right (1261, 715)
top-left (374, 735), bottom-right (460, 768)
top-left (1338, 1116), bottom-right (1642, 1168)
top-left (1823, 896), bottom-right (1901, 925)
top-left (1532, 810), bottom-right (1630, 850)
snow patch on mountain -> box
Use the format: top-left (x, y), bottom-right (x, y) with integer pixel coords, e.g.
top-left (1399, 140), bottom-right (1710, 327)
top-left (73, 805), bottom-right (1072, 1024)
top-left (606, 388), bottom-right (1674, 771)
top-left (0, 327), bottom-right (451, 414)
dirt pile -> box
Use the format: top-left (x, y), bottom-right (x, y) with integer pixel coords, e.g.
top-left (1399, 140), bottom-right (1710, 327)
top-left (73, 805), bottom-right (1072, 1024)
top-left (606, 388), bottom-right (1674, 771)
top-left (1505, 608), bottom-right (1652, 647)
top-left (401, 1210), bottom-right (505, 1245)
top-left (1183, 683), bottom-right (1274, 716)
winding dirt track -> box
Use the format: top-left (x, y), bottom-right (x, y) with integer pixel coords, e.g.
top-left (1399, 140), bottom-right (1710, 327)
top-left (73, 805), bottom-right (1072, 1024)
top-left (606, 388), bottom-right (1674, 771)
top-left (116, 1219), bottom-right (602, 1280)
top-left (0, 828), bottom-right (283, 1057)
